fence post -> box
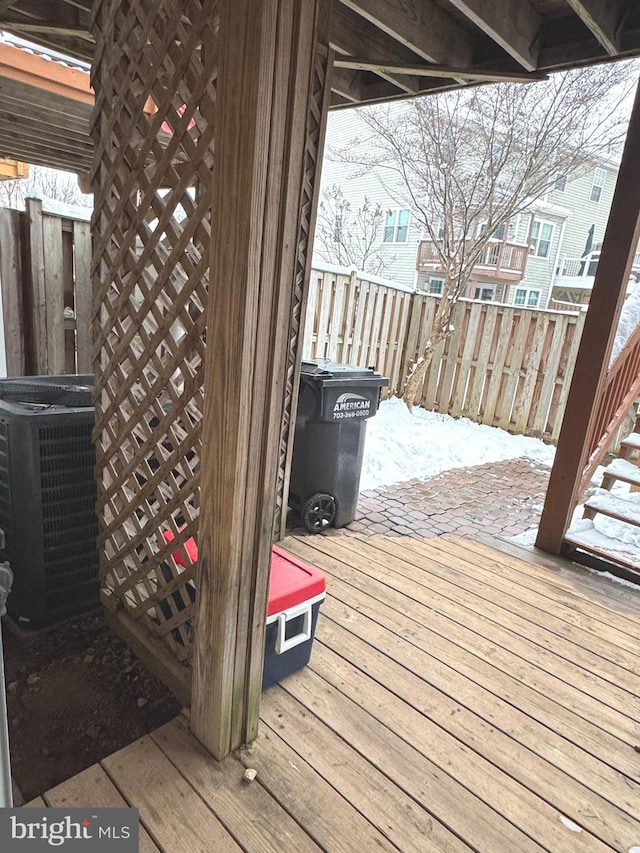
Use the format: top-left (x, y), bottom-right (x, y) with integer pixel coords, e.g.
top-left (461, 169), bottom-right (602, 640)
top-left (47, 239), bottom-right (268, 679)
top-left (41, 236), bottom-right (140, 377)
top-left (26, 199), bottom-right (47, 374)
top-left (0, 209), bottom-right (27, 376)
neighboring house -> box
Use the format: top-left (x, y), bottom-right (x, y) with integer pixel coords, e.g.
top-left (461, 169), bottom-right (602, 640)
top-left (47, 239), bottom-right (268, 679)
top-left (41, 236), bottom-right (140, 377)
top-left (318, 110), bottom-right (630, 308)
top-left (545, 158), bottom-right (640, 308)
top-left (316, 110), bottom-right (422, 290)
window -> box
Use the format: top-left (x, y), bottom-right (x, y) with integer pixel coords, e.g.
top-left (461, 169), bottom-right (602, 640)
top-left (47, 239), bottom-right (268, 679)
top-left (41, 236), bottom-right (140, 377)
top-left (513, 288), bottom-right (540, 308)
top-left (554, 173), bottom-right (567, 192)
top-left (474, 285), bottom-right (496, 302)
top-left (429, 277), bottom-right (444, 295)
top-left (530, 220), bottom-right (554, 259)
top-left (590, 168), bottom-right (606, 203)
top-left (383, 209), bottom-right (410, 243)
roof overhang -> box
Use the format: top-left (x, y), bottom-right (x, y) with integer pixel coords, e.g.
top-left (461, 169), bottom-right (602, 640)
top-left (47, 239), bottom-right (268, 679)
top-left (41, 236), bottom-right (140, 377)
top-left (0, 40), bottom-right (92, 172)
top-left (0, 1), bottom-right (639, 172)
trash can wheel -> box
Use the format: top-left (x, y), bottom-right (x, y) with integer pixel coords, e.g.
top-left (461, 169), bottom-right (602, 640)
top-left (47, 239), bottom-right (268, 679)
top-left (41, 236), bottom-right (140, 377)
top-left (303, 493), bottom-right (337, 534)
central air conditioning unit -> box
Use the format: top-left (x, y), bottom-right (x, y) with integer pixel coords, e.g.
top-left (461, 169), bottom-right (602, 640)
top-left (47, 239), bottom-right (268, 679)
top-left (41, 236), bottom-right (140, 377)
top-left (0, 375), bottom-right (99, 625)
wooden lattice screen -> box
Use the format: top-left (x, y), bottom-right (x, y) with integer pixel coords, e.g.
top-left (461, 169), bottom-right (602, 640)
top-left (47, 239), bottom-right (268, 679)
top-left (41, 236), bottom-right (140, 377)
top-left (91, 0), bottom-right (217, 679)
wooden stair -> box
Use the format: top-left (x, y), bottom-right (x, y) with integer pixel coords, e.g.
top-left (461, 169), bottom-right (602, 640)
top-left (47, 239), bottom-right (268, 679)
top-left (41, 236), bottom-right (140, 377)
top-left (564, 416), bottom-right (640, 580)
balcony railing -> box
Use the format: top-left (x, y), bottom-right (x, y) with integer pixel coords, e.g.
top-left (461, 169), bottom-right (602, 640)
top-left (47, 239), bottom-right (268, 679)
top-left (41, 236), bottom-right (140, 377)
top-left (556, 250), bottom-right (640, 280)
top-left (417, 239), bottom-right (528, 279)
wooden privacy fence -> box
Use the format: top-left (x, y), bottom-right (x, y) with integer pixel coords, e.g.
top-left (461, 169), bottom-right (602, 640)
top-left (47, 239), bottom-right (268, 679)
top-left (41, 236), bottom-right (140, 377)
top-left (304, 266), bottom-right (587, 443)
top-left (0, 199), bottom-right (92, 376)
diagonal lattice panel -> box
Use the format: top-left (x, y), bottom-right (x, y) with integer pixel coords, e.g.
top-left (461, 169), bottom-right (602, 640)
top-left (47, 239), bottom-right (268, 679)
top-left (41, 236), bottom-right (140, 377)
top-left (91, 0), bottom-right (217, 662)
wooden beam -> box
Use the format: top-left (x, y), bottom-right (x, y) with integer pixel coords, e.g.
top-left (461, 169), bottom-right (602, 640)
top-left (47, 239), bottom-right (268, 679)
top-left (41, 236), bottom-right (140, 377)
top-left (334, 57), bottom-right (548, 82)
top-left (0, 41), bottom-right (92, 104)
top-left (446, 0), bottom-right (541, 71)
top-left (339, 0), bottom-right (474, 66)
top-left (331, 65), bottom-right (410, 100)
top-left (331, 2), bottom-right (424, 93)
top-left (191, 0), bottom-right (333, 759)
top-left (331, 1), bottom-right (421, 63)
top-left (536, 78), bottom-right (640, 554)
top-left (565, 0), bottom-right (621, 55)
top-left (0, 157), bottom-right (28, 179)
top-left (0, 19), bottom-right (92, 39)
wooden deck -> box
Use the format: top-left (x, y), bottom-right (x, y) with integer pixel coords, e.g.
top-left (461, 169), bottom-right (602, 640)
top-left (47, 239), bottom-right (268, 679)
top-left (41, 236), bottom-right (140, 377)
top-left (29, 534), bottom-right (640, 852)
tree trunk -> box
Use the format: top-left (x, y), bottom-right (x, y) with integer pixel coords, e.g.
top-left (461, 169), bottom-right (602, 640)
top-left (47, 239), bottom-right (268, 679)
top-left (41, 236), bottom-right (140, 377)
top-left (403, 326), bottom-right (450, 409)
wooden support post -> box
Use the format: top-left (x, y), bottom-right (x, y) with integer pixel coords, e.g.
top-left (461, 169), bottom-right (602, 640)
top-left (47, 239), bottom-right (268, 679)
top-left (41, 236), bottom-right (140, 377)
top-left (536, 79), bottom-right (640, 554)
top-left (191, 0), bottom-right (333, 759)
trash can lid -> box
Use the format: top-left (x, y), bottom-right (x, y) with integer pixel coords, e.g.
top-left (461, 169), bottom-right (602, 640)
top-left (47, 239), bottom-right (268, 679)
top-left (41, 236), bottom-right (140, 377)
top-left (301, 359), bottom-right (383, 381)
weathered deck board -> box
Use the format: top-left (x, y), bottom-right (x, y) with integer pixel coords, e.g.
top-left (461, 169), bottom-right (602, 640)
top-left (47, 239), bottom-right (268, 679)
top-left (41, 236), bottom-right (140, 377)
top-left (44, 764), bottom-right (161, 853)
top-left (256, 686), bottom-right (464, 852)
top-left (35, 534), bottom-right (640, 852)
top-left (284, 537), bottom-right (639, 778)
top-left (102, 737), bottom-right (243, 853)
top-left (149, 717), bottom-right (322, 852)
top-left (293, 534), bottom-right (639, 727)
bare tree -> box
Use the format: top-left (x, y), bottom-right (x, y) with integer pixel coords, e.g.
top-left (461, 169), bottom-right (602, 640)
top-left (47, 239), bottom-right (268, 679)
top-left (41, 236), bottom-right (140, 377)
top-left (337, 63), bottom-right (637, 407)
top-left (0, 165), bottom-right (91, 210)
top-left (314, 184), bottom-right (391, 275)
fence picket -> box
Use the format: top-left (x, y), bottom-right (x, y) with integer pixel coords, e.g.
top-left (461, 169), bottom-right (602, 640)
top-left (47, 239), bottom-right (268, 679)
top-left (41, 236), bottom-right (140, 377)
top-left (467, 304), bottom-right (495, 419)
top-left (532, 317), bottom-right (568, 436)
top-left (74, 219), bottom-right (93, 373)
top-left (451, 301), bottom-right (482, 418)
top-left (0, 209), bottom-right (26, 375)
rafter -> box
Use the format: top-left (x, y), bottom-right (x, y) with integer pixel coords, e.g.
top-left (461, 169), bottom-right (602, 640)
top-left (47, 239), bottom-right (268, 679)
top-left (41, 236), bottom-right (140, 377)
top-left (331, 1), bottom-right (421, 64)
top-left (335, 58), bottom-right (548, 83)
top-left (565, 0), bottom-right (621, 55)
top-left (338, 0), bottom-right (473, 67)
top-left (331, 65), bottom-right (416, 102)
top-left (0, 18), bottom-right (92, 38)
top-left (331, 4), bottom-right (424, 94)
top-left (446, 0), bottom-right (541, 71)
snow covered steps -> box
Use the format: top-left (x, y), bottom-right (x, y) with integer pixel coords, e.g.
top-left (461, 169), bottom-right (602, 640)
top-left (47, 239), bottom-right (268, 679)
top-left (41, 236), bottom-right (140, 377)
top-left (600, 457), bottom-right (640, 489)
top-left (564, 520), bottom-right (640, 571)
top-left (583, 490), bottom-right (640, 526)
top-left (619, 431), bottom-right (640, 456)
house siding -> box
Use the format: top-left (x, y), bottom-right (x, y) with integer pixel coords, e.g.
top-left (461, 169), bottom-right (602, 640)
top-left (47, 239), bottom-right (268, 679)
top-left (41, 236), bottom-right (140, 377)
top-left (318, 110), bottom-right (421, 289)
top-left (548, 163), bottom-right (617, 260)
top-left (516, 212), bottom-right (566, 307)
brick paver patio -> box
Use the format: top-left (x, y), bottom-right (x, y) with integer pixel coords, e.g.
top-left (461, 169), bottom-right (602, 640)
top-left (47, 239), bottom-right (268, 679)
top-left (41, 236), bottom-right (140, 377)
top-left (313, 457), bottom-right (552, 540)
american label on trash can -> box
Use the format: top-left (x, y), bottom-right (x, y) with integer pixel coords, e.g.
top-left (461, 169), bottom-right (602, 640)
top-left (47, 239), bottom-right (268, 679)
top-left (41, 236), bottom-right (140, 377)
top-left (332, 393), bottom-right (371, 420)
top-left (0, 808), bottom-right (138, 851)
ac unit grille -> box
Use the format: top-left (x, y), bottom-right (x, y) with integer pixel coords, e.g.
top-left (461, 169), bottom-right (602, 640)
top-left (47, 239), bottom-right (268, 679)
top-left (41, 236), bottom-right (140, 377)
top-left (0, 387), bottom-right (99, 623)
top-left (0, 420), bottom-right (11, 556)
top-left (38, 422), bottom-right (98, 606)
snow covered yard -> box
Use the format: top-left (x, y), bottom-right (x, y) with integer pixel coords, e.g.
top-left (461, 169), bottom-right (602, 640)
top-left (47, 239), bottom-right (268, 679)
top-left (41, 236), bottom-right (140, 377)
top-left (360, 397), bottom-right (556, 493)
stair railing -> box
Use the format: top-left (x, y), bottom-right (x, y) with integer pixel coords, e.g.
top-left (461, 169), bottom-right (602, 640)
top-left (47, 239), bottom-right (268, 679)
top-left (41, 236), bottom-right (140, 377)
top-left (579, 320), bottom-right (640, 495)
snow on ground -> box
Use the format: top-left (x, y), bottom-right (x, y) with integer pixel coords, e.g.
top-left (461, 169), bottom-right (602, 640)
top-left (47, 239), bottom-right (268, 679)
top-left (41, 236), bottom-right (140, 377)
top-left (610, 283), bottom-right (640, 363)
top-left (360, 397), bottom-right (556, 492)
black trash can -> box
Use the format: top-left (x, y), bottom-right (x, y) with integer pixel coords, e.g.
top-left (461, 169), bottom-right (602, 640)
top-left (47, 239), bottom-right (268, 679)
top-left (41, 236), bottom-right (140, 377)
top-left (289, 360), bottom-right (388, 533)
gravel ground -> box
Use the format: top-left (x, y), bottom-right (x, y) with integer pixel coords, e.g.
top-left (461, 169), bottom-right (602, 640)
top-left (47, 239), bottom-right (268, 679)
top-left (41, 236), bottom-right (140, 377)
top-left (2, 609), bottom-right (181, 802)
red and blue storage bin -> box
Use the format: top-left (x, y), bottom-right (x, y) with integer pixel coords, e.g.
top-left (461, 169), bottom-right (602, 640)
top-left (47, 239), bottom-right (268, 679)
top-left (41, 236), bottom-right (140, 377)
top-left (161, 532), bottom-right (326, 688)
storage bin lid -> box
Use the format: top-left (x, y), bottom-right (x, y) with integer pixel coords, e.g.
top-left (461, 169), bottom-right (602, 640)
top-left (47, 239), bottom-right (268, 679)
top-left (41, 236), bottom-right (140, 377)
top-left (268, 545), bottom-right (326, 615)
top-left (161, 533), bottom-right (326, 616)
